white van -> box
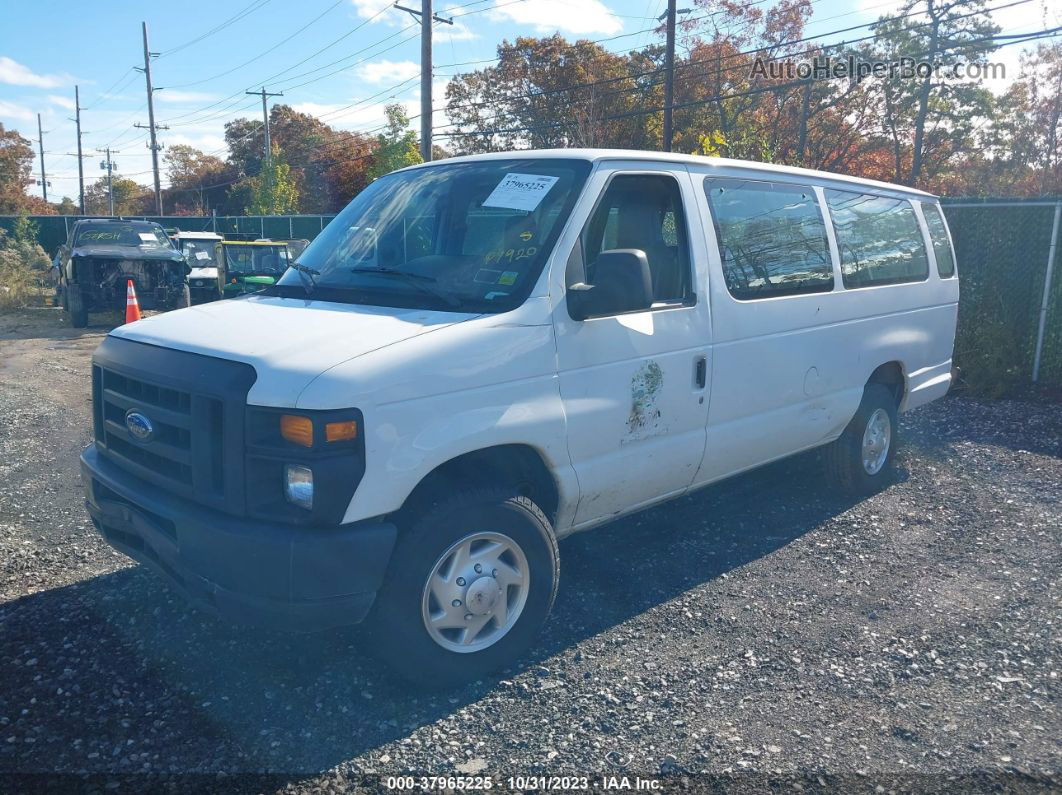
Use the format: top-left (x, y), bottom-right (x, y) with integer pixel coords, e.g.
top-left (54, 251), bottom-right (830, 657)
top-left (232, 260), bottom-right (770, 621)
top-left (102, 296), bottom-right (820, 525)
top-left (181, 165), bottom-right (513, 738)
top-left (81, 150), bottom-right (958, 685)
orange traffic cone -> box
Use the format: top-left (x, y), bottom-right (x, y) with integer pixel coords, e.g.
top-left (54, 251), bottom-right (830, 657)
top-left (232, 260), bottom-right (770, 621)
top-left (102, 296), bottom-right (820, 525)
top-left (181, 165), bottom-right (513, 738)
top-left (125, 279), bottom-right (142, 324)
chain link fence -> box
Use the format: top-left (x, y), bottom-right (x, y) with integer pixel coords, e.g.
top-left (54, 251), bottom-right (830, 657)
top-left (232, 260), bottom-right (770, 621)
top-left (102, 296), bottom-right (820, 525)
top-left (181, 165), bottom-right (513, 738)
top-left (3, 202), bottom-right (1060, 391)
top-left (0, 215), bottom-right (337, 256)
top-left (941, 199), bottom-right (1061, 392)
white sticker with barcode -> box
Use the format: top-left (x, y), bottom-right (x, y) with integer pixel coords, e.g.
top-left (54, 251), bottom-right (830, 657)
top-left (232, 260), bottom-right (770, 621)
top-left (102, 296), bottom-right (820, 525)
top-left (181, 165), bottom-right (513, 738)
top-left (482, 173), bottom-right (559, 212)
top-left (195, 250), bottom-right (210, 260)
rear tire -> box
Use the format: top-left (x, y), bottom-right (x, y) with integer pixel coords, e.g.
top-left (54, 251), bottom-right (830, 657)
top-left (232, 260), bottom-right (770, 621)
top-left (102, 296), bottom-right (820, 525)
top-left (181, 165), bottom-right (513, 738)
top-left (823, 383), bottom-right (898, 495)
top-left (368, 488), bottom-right (559, 688)
top-left (67, 285), bottom-right (88, 328)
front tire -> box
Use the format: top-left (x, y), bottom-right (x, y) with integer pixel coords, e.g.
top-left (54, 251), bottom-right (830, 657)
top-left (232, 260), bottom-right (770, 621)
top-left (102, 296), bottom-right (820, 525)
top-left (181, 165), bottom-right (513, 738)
top-left (368, 488), bottom-right (559, 687)
top-left (823, 383), bottom-right (898, 495)
top-left (67, 285), bottom-right (88, 328)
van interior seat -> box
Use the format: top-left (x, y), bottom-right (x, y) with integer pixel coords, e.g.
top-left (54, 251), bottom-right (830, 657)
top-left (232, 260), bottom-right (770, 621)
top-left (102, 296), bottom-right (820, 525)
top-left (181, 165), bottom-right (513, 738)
top-left (614, 192), bottom-right (683, 302)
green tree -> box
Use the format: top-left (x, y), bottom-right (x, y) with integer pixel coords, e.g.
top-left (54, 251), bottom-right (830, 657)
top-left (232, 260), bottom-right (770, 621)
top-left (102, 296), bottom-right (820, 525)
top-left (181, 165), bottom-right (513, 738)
top-left (163, 144), bottom-right (234, 214)
top-left (83, 175), bottom-right (150, 216)
top-left (54, 196), bottom-right (78, 215)
top-left (244, 149), bottom-right (299, 215)
top-left (366, 104), bottom-right (422, 180)
top-left (867, 0), bottom-right (999, 186)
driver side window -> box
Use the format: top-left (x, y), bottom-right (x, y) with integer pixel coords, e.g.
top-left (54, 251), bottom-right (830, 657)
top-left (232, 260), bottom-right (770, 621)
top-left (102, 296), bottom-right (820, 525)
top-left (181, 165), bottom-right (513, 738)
top-left (579, 174), bottom-right (693, 305)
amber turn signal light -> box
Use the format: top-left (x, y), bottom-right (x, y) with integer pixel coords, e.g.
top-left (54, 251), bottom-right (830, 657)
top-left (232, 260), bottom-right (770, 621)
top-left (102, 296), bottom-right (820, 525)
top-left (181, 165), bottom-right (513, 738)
top-left (325, 420), bottom-right (358, 442)
top-left (280, 415), bottom-right (314, 447)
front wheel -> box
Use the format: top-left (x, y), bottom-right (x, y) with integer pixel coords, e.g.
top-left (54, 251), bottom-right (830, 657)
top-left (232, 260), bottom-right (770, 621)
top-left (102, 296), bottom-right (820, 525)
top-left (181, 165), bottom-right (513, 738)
top-left (822, 383), bottom-right (898, 495)
top-left (368, 488), bottom-right (559, 687)
top-left (67, 285), bottom-right (88, 328)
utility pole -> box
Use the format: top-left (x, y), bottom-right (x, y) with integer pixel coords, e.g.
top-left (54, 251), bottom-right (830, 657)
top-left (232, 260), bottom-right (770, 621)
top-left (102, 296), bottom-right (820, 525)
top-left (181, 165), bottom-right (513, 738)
top-left (135, 21), bottom-right (164, 214)
top-left (37, 113), bottom-right (48, 203)
top-left (394, 1), bottom-right (452, 161)
top-left (662, 0), bottom-right (677, 152)
top-left (246, 87), bottom-right (284, 170)
top-left (98, 148), bottom-right (119, 216)
top-left (74, 85), bottom-right (85, 214)
top-left (660, 3), bottom-right (691, 153)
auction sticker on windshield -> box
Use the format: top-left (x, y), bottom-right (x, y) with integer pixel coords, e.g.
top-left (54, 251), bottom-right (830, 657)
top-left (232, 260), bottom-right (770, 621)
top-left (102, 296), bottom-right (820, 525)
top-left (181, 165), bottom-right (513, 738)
top-left (482, 173), bottom-right (559, 212)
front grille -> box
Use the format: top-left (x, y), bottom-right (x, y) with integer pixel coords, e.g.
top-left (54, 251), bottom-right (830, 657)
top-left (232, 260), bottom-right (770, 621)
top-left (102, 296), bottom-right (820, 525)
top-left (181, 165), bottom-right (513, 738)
top-left (91, 337), bottom-right (257, 516)
top-left (95, 364), bottom-right (224, 502)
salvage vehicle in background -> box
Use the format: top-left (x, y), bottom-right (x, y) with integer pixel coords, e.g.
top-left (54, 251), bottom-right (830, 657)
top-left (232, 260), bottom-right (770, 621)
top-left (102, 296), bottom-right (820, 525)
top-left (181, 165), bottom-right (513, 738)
top-left (57, 219), bottom-right (190, 327)
top-left (216, 240), bottom-right (290, 298)
top-left (171, 230), bottom-right (223, 304)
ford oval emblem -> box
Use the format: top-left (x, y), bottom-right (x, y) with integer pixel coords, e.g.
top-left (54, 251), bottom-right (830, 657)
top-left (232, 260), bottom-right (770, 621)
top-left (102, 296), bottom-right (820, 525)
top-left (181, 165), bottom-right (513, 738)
top-left (125, 410), bottom-right (155, 443)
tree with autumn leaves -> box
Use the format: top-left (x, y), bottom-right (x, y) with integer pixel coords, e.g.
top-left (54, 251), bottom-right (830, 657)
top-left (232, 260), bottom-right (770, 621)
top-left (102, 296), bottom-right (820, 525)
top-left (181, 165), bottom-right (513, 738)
top-left (443, 0), bottom-right (1062, 196)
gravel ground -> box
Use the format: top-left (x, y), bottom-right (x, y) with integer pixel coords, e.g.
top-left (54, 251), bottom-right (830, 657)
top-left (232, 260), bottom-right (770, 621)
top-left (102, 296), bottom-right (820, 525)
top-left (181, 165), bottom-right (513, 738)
top-left (0, 306), bottom-right (1059, 792)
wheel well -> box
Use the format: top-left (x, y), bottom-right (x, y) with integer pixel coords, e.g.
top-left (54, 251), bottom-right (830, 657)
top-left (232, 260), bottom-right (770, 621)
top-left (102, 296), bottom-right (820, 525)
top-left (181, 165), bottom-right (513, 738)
top-left (867, 361), bottom-right (906, 407)
top-left (397, 445), bottom-right (560, 527)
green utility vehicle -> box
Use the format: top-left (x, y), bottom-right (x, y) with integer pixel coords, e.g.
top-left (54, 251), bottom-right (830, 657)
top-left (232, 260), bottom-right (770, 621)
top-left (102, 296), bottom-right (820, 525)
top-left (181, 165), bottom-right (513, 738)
top-left (216, 240), bottom-right (291, 298)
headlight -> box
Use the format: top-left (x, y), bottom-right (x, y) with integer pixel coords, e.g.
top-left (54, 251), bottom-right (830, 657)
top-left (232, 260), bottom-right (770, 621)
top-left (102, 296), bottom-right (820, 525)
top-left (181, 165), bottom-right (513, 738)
top-left (284, 464), bottom-right (313, 510)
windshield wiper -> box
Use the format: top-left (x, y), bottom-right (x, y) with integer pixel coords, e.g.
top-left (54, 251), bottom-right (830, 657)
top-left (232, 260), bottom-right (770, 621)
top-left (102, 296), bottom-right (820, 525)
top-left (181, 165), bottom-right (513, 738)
top-left (289, 261), bottom-right (320, 295)
top-left (351, 266), bottom-right (460, 308)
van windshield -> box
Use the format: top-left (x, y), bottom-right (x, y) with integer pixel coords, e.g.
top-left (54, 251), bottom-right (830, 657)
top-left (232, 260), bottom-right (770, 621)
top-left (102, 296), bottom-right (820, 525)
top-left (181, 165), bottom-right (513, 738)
top-left (276, 158), bottom-right (591, 312)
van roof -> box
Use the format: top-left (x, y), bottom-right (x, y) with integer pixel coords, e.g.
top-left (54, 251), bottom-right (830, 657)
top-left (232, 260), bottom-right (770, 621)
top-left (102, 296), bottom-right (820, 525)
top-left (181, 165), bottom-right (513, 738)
top-left (402, 148), bottom-right (936, 200)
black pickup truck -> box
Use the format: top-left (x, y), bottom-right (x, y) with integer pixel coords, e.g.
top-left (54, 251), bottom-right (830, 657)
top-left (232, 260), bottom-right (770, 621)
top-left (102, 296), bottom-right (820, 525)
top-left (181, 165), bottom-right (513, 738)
top-left (57, 219), bottom-right (190, 327)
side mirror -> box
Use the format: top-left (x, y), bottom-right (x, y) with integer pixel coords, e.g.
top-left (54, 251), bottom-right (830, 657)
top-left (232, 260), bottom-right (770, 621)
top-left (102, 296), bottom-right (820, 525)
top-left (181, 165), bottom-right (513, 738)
top-left (568, 249), bottom-right (653, 320)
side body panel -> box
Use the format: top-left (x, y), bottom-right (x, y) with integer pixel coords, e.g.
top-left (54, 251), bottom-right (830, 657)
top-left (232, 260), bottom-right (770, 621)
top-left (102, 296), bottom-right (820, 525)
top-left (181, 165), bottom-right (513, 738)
top-left (688, 162), bottom-right (958, 487)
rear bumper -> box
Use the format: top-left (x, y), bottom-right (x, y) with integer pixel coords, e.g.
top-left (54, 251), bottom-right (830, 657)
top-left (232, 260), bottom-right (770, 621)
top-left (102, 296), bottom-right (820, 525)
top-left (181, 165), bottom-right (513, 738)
top-left (81, 443), bottom-right (396, 632)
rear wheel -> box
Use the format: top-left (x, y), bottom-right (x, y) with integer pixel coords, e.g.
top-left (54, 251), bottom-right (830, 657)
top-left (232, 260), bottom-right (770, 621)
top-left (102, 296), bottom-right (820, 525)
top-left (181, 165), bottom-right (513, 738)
top-left (67, 285), bottom-right (88, 328)
top-left (823, 383), bottom-right (898, 495)
top-left (368, 488), bottom-right (559, 687)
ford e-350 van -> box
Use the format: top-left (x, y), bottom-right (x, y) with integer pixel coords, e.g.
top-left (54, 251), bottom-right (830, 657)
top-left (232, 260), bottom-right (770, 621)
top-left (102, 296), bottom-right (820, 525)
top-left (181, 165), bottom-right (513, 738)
top-left (81, 150), bottom-right (957, 685)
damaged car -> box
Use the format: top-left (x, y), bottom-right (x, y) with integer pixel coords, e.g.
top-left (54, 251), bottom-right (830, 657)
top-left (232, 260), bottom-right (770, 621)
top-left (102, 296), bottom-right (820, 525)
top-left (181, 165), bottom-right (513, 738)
top-left (57, 219), bottom-right (190, 327)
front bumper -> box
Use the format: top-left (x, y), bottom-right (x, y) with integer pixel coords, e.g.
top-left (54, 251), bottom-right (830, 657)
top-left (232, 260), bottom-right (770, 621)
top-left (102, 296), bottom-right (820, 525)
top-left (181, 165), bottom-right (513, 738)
top-left (82, 443), bottom-right (397, 632)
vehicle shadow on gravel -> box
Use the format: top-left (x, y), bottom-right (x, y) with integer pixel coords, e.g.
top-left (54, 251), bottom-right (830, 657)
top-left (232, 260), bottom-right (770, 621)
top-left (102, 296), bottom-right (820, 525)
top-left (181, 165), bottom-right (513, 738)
top-left (0, 453), bottom-right (900, 776)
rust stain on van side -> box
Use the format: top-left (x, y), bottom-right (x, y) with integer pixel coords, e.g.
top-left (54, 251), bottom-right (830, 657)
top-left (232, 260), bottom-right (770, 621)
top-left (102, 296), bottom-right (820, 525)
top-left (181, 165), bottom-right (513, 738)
top-left (626, 360), bottom-right (664, 440)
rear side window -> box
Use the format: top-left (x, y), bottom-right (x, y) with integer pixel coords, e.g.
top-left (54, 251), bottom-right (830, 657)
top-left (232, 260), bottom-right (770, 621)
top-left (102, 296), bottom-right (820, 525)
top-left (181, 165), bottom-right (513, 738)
top-left (825, 190), bottom-right (929, 288)
top-left (704, 178), bottom-right (833, 300)
top-left (920, 203), bottom-right (956, 278)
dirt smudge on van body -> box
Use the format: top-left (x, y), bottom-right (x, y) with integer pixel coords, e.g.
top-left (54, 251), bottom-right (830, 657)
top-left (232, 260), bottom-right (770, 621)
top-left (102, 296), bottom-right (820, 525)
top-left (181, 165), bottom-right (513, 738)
top-left (626, 360), bottom-right (664, 441)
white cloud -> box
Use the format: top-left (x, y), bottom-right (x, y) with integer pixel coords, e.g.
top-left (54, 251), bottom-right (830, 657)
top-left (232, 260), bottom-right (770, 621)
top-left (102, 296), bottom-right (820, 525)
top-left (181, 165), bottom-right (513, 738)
top-left (351, 0), bottom-right (394, 22)
top-left (155, 90), bottom-right (220, 104)
top-left (488, 0), bottom-right (622, 36)
top-left (48, 94), bottom-right (75, 110)
top-left (0, 100), bottom-right (35, 121)
top-left (357, 59), bottom-right (420, 84)
top-left (0, 56), bottom-right (67, 88)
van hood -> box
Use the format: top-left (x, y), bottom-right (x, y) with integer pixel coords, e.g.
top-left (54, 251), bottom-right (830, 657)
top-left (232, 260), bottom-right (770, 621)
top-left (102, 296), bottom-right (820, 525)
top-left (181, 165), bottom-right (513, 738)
top-left (110, 294), bottom-right (478, 406)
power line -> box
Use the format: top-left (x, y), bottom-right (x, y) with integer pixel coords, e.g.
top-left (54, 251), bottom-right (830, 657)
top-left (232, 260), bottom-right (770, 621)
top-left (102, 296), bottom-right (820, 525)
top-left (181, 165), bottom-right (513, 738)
top-left (434, 26), bottom-right (1062, 141)
top-left (163, 0), bottom-right (347, 88)
top-left (158, 0), bottom-right (273, 57)
top-left (435, 0), bottom-right (1033, 130)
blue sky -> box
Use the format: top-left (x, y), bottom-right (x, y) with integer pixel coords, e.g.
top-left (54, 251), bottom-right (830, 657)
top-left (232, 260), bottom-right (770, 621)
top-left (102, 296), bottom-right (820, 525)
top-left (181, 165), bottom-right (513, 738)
top-left (1, 0), bottom-right (1056, 203)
